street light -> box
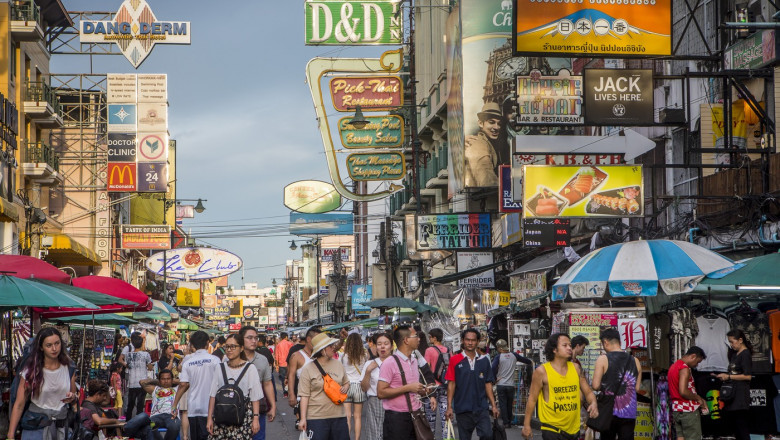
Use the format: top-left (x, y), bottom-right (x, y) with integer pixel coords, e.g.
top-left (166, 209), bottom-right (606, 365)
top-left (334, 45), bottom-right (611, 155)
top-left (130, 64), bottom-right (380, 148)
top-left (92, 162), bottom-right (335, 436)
top-left (349, 105), bottom-right (369, 129)
top-left (194, 199), bottom-right (206, 213)
top-left (289, 240), bottom-right (298, 251)
top-left (272, 278), bottom-right (277, 287)
top-left (162, 196), bottom-right (206, 301)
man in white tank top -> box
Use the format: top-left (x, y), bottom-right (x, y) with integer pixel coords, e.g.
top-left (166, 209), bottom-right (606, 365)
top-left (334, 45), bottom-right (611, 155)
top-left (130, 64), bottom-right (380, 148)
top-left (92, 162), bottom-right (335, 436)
top-left (286, 327), bottom-right (321, 430)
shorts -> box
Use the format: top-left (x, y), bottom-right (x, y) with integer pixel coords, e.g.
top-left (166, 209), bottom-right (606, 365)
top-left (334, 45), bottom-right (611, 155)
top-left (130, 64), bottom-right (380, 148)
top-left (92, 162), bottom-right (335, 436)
top-left (672, 410), bottom-right (702, 440)
top-left (178, 389), bottom-right (189, 411)
top-left (346, 382), bottom-right (367, 404)
top-left (114, 389), bottom-right (124, 410)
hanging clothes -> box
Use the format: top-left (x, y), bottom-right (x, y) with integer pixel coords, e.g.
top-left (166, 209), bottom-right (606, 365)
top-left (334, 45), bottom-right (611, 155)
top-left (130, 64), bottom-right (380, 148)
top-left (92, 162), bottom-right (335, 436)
top-left (728, 310), bottom-right (772, 374)
top-left (694, 316), bottom-right (730, 372)
top-left (648, 313), bottom-right (671, 369)
top-left (654, 376), bottom-right (671, 440)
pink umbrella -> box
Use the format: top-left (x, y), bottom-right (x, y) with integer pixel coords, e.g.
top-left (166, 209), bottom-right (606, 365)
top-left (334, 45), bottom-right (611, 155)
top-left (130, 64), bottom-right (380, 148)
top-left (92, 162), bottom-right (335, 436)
top-left (39, 276), bottom-right (153, 318)
top-left (0, 255), bottom-right (71, 284)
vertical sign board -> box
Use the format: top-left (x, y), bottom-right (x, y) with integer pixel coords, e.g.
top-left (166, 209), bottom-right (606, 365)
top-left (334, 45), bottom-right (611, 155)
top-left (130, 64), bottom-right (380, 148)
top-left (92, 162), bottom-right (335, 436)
top-left (499, 165), bottom-right (522, 213)
top-left (456, 252), bottom-right (495, 288)
top-left (304, 0), bottom-right (403, 45)
top-left (351, 285), bottom-right (372, 315)
top-left (95, 190), bottom-right (110, 261)
top-left (583, 69), bottom-right (654, 126)
top-left (513, 0), bottom-right (672, 56)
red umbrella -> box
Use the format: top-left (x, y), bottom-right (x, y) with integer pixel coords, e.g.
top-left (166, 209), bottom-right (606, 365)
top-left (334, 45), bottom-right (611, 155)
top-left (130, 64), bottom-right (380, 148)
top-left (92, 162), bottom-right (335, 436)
top-left (0, 255), bottom-right (71, 284)
top-left (39, 276), bottom-right (153, 318)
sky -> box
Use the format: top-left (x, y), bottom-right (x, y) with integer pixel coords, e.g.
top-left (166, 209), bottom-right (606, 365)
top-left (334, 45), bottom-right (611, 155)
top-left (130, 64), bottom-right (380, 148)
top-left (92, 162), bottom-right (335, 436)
top-left (54, 0), bottom-right (390, 288)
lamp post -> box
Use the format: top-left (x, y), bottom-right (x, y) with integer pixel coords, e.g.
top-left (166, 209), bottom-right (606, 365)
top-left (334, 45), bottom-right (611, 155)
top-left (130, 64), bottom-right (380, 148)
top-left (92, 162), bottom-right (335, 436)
top-left (161, 197), bottom-right (207, 301)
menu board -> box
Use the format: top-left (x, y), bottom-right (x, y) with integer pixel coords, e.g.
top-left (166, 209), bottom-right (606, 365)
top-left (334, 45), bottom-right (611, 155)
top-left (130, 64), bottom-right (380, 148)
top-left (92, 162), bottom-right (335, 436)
top-left (569, 326), bottom-right (602, 381)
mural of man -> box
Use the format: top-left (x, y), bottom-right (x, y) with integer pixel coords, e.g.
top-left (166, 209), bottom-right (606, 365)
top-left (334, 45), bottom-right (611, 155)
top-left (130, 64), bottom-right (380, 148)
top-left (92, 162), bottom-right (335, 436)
top-left (464, 102), bottom-right (506, 187)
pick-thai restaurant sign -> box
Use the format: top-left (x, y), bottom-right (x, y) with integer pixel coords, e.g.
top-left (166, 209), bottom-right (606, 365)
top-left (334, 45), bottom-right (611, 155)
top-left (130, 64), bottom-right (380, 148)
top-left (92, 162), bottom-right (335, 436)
top-left (330, 76), bottom-right (403, 111)
top-left (346, 152), bottom-right (405, 180)
top-left (284, 180), bottom-right (342, 214)
top-left (523, 165), bottom-right (643, 218)
top-left (416, 213), bottom-right (492, 250)
top-left (456, 251), bottom-right (495, 288)
top-left (513, 0), bottom-right (672, 56)
top-left (146, 247), bottom-right (243, 280)
top-left (583, 69), bottom-right (654, 125)
top-left (338, 115), bottom-right (403, 148)
top-left (304, 0), bottom-right (402, 46)
top-left (516, 70), bottom-right (583, 125)
top-left (120, 225), bottom-right (170, 249)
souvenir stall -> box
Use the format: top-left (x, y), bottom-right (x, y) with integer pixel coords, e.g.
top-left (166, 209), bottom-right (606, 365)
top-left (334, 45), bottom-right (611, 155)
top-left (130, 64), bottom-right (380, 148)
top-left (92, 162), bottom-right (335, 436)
top-left (68, 325), bottom-right (117, 384)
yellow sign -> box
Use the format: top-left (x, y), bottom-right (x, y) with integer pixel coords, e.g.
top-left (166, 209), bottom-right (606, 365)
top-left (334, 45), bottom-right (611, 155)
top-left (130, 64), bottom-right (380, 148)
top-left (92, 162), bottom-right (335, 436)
top-left (176, 286), bottom-right (200, 307)
top-left (635, 403), bottom-right (653, 440)
top-left (514, 0), bottom-right (671, 56)
top-left (523, 165), bottom-right (643, 218)
top-left (482, 290), bottom-right (510, 308)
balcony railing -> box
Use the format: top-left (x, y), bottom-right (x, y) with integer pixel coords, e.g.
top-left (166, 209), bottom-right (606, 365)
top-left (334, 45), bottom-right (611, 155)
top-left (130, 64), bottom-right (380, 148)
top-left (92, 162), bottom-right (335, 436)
top-left (11, 1), bottom-right (41, 25)
top-left (418, 144), bottom-right (449, 188)
top-left (23, 141), bottom-right (59, 172)
top-left (25, 82), bottom-right (63, 117)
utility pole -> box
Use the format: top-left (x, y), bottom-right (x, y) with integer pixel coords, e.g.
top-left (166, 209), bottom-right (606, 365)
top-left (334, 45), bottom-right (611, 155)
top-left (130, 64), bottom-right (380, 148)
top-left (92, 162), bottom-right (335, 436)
top-left (407, 0), bottom-right (425, 301)
top-left (384, 216), bottom-right (394, 298)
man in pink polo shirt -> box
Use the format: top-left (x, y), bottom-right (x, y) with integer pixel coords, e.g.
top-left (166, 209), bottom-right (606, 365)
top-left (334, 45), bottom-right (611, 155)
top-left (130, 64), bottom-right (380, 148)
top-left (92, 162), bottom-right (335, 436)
top-left (377, 325), bottom-right (432, 439)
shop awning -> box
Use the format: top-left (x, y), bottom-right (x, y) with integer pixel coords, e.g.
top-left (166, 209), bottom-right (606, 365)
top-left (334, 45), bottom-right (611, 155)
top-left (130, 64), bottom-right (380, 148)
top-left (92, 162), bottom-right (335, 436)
top-left (45, 233), bottom-right (102, 266)
top-left (508, 245), bottom-right (588, 276)
top-left (0, 197), bottom-right (19, 222)
top-left (426, 252), bottom-right (531, 285)
top-left (177, 318), bottom-right (200, 330)
top-left (323, 317), bottom-right (379, 331)
top-left (48, 313), bottom-right (138, 326)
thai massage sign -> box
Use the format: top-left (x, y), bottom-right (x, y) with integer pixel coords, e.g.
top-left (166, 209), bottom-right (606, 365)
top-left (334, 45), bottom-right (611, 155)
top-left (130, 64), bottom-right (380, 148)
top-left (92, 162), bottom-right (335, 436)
top-left (513, 0), bottom-right (671, 56)
top-left (305, 0), bottom-right (402, 45)
top-left (346, 152), bottom-right (405, 180)
top-left (416, 213), bottom-right (492, 250)
top-left (338, 115), bottom-right (403, 148)
top-left (330, 76), bottom-right (403, 111)
top-left (516, 70), bottom-right (583, 125)
top-left (80, 0), bottom-right (191, 68)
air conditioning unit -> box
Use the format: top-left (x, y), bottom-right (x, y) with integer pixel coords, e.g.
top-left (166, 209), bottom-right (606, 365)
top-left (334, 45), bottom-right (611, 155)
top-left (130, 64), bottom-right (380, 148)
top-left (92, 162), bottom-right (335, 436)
top-left (659, 108), bottom-right (685, 124)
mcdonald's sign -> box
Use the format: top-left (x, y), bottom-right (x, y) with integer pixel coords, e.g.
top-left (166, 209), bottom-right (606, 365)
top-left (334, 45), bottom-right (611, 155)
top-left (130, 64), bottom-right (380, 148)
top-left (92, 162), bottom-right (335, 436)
top-left (107, 162), bottom-right (137, 191)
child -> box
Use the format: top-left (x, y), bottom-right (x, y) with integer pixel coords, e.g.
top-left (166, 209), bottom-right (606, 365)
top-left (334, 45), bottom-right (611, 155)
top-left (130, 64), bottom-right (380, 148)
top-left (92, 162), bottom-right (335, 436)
top-left (109, 362), bottom-right (124, 418)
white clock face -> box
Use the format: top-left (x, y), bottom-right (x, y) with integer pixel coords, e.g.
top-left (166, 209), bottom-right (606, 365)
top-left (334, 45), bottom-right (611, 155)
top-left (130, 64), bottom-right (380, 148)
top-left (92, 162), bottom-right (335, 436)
top-left (496, 57), bottom-right (526, 80)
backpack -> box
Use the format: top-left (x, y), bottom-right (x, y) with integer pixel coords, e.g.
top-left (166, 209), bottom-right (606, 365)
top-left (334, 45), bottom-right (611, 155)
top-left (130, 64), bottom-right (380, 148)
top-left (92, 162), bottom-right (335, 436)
top-left (432, 346), bottom-right (451, 384)
top-left (213, 363), bottom-right (251, 426)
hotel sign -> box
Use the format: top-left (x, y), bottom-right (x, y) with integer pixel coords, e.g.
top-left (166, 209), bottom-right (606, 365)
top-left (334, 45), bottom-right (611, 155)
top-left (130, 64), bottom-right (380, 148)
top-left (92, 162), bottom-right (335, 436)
top-left (338, 115), bottom-right (403, 148)
top-left (346, 152), bottom-right (405, 180)
top-left (305, 0), bottom-right (402, 45)
top-left (330, 76), bottom-right (403, 111)
top-left (80, 0), bottom-right (191, 68)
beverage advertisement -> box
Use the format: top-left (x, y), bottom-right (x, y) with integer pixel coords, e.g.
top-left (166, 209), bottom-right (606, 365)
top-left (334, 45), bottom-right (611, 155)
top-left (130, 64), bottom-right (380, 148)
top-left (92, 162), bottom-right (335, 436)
top-left (522, 165), bottom-right (643, 218)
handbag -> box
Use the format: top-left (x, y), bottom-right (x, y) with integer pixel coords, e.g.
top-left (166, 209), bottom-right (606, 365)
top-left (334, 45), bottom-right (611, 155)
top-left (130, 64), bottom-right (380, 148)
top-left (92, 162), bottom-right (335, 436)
top-left (313, 360), bottom-right (347, 405)
top-left (492, 418), bottom-right (507, 440)
top-left (719, 381), bottom-right (737, 402)
top-left (20, 410), bottom-right (51, 431)
top-left (258, 397), bottom-right (269, 414)
top-left (586, 354), bottom-right (635, 432)
top-left (392, 355), bottom-right (434, 440)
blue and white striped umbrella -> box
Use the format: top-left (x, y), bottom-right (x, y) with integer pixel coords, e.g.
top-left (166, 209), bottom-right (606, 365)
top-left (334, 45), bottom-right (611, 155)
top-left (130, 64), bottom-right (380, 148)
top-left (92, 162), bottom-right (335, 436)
top-left (552, 240), bottom-right (743, 300)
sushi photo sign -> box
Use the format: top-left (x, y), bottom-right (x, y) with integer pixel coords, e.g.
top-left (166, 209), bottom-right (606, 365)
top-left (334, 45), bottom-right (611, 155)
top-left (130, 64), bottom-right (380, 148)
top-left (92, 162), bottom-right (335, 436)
top-left (522, 165), bottom-right (643, 218)
top-left (512, 0), bottom-right (672, 57)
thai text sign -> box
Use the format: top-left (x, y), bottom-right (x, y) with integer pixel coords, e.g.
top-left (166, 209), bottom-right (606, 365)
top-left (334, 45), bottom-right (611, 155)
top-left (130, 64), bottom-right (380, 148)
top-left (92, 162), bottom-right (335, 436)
top-left (583, 69), bottom-right (654, 125)
top-left (338, 115), bottom-right (403, 148)
top-left (516, 70), bottom-right (583, 125)
top-left (513, 0), bottom-right (671, 56)
top-left (523, 165), bottom-right (643, 218)
top-left (416, 213), bottom-right (492, 250)
top-left (120, 225), bottom-right (170, 249)
top-left (305, 0), bottom-right (402, 45)
top-left (284, 180), bottom-right (342, 214)
top-left (347, 152), bottom-right (405, 180)
top-left (330, 76), bottom-right (403, 111)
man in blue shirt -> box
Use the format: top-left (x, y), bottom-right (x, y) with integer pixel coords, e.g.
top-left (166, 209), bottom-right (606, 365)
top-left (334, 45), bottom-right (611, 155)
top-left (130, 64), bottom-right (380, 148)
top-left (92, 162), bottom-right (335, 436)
top-left (491, 339), bottom-right (533, 428)
top-left (445, 328), bottom-right (499, 440)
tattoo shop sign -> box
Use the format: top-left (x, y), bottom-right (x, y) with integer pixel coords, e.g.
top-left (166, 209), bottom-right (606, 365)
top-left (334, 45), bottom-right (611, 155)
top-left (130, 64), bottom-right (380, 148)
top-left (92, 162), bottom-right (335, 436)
top-left (516, 69), bottom-right (583, 125)
top-left (583, 69), bottom-right (654, 125)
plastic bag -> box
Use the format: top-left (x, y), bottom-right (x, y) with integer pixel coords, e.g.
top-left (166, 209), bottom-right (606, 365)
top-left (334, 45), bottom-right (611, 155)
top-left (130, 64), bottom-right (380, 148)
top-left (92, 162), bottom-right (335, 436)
top-left (299, 429), bottom-right (310, 440)
top-left (445, 420), bottom-right (456, 440)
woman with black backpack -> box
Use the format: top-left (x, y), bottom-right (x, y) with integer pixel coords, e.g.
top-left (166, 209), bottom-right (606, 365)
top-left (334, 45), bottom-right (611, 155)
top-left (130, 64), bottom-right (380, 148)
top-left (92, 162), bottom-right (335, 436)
top-left (206, 334), bottom-right (263, 440)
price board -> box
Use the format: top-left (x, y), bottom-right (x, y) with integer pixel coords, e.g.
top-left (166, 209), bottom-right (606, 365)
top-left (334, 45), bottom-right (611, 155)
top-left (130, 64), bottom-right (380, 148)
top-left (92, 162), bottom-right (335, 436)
top-left (523, 218), bottom-right (571, 247)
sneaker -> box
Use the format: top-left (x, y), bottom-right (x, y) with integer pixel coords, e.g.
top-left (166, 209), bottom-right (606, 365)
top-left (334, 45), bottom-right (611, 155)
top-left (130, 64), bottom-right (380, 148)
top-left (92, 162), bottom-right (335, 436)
top-left (284, 391), bottom-right (289, 398)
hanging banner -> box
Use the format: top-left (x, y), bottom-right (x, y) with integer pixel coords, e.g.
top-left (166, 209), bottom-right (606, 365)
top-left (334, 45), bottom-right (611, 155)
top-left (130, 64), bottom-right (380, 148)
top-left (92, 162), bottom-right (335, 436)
top-left (304, 0), bottom-right (402, 46)
top-left (516, 70), bottom-right (583, 125)
top-left (456, 252), bottom-right (495, 288)
top-left (330, 76), bottom-right (403, 111)
top-left (338, 115), bottom-right (404, 148)
top-left (513, 0), bottom-right (672, 56)
top-left (416, 213), bottom-right (492, 250)
top-left (523, 165), bottom-right (643, 218)
top-left (583, 69), bottom-right (654, 125)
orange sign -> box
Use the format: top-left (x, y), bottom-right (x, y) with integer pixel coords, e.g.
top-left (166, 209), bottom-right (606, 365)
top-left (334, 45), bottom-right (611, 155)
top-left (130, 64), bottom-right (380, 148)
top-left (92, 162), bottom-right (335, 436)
top-left (329, 76), bottom-right (403, 112)
top-left (107, 162), bottom-right (136, 191)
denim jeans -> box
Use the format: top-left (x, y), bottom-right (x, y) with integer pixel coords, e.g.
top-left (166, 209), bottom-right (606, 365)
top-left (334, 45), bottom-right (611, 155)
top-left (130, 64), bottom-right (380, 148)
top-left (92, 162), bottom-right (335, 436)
top-left (150, 414), bottom-right (181, 440)
top-left (456, 410), bottom-right (493, 440)
top-left (496, 385), bottom-right (516, 426)
top-left (123, 413), bottom-right (152, 440)
top-left (251, 414), bottom-right (267, 440)
top-left (306, 417), bottom-right (349, 440)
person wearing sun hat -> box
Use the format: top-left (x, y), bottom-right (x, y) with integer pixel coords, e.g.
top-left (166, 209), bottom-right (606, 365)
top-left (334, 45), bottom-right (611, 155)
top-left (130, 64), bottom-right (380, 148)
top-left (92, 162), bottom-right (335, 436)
top-left (298, 332), bottom-right (350, 440)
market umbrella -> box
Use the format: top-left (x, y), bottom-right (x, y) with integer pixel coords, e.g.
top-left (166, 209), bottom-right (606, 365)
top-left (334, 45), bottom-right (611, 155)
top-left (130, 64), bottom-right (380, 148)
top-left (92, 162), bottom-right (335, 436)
top-left (154, 300), bottom-right (180, 320)
top-left (31, 279), bottom-right (136, 307)
top-left (361, 297), bottom-right (439, 313)
top-left (324, 317), bottom-right (379, 331)
top-left (177, 318), bottom-right (200, 330)
top-left (0, 275), bottom-right (99, 310)
top-left (40, 276), bottom-right (153, 318)
top-left (48, 313), bottom-right (138, 325)
top-left (552, 239), bottom-right (743, 300)
top-left (695, 252), bottom-right (780, 294)
top-left (0, 255), bottom-right (71, 284)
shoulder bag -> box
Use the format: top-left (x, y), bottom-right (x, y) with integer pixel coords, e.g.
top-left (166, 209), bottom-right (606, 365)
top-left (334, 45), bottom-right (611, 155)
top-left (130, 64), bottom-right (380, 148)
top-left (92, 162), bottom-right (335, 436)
top-left (392, 355), bottom-right (434, 440)
top-left (586, 354), bottom-right (635, 432)
top-left (313, 359), bottom-right (347, 405)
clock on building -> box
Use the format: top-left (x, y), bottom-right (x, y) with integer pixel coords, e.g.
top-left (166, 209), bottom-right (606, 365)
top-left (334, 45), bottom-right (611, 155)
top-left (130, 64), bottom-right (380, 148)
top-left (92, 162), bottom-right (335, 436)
top-left (496, 57), bottom-right (526, 80)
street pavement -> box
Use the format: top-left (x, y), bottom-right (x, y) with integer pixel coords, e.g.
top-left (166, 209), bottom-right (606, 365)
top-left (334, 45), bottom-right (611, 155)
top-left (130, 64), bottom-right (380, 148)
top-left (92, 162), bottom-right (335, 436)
top-left (265, 385), bottom-right (542, 440)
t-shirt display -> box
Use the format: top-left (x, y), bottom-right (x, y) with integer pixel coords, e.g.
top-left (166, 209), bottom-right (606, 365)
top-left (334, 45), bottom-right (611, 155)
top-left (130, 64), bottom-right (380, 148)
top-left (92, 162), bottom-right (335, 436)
top-left (692, 372), bottom-right (727, 436)
top-left (648, 313), bottom-right (671, 369)
top-left (747, 374), bottom-right (778, 434)
top-left (694, 316), bottom-right (730, 372)
top-left (728, 310), bottom-right (772, 373)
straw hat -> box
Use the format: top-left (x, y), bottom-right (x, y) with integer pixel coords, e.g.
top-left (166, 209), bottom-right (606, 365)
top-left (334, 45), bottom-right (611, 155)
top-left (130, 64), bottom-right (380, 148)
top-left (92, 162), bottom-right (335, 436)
top-left (477, 102), bottom-right (504, 120)
top-left (311, 332), bottom-right (340, 355)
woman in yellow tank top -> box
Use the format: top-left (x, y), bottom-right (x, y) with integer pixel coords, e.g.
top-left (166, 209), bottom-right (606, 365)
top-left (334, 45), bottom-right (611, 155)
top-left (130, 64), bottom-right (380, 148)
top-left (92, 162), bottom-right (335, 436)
top-left (522, 334), bottom-right (599, 440)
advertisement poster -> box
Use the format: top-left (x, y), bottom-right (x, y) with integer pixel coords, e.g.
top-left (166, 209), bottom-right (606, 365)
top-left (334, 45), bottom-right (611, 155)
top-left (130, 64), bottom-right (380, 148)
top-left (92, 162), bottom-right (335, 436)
top-left (289, 212), bottom-right (355, 235)
top-left (583, 69), bottom-right (654, 125)
top-left (456, 251), bottom-right (495, 288)
top-left (445, 3), bottom-right (463, 197)
top-left (523, 165), bottom-right (643, 218)
top-left (416, 213), bottom-right (492, 250)
top-left (351, 285), bottom-right (372, 315)
top-left (513, 0), bottom-right (672, 56)
top-left (569, 326), bottom-right (603, 381)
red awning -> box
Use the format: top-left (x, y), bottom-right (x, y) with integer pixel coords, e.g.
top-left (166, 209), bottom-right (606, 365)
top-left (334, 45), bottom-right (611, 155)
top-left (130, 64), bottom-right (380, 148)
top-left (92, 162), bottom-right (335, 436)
top-left (39, 276), bottom-right (153, 318)
top-left (0, 255), bottom-right (71, 284)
